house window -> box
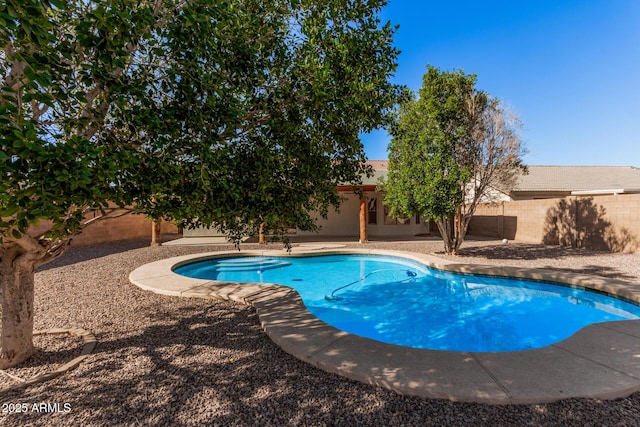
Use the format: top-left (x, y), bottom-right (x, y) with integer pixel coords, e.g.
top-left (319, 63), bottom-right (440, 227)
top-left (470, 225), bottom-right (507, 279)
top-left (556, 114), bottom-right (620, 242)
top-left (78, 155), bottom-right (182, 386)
top-left (367, 198), bottom-right (377, 224)
top-left (415, 214), bottom-right (420, 224)
top-left (384, 205), bottom-right (410, 225)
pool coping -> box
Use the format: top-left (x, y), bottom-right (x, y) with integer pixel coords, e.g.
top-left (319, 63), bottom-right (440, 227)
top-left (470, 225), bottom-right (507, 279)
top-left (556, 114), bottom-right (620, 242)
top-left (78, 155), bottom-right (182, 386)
top-left (129, 248), bottom-right (640, 405)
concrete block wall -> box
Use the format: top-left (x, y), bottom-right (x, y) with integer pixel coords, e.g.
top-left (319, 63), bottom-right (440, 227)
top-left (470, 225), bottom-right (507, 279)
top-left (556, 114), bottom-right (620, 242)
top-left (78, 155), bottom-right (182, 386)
top-left (469, 194), bottom-right (640, 253)
top-left (71, 214), bottom-right (178, 246)
top-left (27, 212), bottom-right (178, 247)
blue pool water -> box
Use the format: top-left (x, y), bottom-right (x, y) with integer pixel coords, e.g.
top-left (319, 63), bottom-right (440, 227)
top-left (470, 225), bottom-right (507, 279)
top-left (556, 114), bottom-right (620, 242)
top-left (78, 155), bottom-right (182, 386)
top-left (174, 254), bottom-right (640, 352)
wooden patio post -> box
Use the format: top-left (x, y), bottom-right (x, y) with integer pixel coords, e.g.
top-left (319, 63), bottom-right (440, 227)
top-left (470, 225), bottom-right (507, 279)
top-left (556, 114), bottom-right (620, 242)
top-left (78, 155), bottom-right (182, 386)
top-left (359, 197), bottom-right (368, 243)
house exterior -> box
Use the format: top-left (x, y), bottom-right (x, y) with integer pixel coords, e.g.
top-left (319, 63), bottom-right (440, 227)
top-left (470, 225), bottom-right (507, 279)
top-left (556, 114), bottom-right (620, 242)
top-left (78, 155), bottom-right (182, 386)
top-left (298, 163), bottom-right (640, 239)
top-left (183, 160), bottom-right (429, 240)
top-left (184, 162), bottom-right (640, 240)
top-left (297, 160), bottom-right (428, 240)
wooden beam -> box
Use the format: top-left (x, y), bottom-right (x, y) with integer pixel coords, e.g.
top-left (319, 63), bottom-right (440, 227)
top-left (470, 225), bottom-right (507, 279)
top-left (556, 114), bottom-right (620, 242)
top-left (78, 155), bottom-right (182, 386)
top-left (337, 185), bottom-right (377, 192)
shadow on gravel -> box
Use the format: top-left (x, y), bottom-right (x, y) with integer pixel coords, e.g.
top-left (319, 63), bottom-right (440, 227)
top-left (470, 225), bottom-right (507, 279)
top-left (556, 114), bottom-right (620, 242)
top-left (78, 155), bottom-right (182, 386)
top-left (4, 303), bottom-right (640, 426)
top-left (451, 244), bottom-right (636, 281)
top-left (541, 265), bottom-right (637, 281)
top-left (455, 244), bottom-right (604, 261)
top-left (36, 238), bottom-right (154, 272)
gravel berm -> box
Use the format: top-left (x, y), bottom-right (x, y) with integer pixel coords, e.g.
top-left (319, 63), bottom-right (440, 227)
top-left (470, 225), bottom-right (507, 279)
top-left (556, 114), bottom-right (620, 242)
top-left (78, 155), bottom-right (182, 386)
top-left (1, 237), bottom-right (639, 426)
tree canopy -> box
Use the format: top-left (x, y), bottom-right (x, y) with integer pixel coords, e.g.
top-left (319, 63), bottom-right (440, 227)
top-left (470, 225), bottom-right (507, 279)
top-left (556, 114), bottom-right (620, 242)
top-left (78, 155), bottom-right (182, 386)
top-left (2, 0), bottom-right (402, 247)
top-left (382, 66), bottom-right (526, 255)
top-left (0, 0), bottom-right (402, 367)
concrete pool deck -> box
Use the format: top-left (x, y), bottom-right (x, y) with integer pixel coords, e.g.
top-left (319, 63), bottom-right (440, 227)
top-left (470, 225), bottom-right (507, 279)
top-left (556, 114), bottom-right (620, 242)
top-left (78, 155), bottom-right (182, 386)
top-left (129, 248), bottom-right (640, 405)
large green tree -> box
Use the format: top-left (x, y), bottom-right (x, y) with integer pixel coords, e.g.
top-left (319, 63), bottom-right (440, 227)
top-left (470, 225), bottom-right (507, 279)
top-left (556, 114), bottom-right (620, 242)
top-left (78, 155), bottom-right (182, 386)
top-left (0, 0), bottom-right (401, 367)
top-left (382, 66), bottom-right (526, 255)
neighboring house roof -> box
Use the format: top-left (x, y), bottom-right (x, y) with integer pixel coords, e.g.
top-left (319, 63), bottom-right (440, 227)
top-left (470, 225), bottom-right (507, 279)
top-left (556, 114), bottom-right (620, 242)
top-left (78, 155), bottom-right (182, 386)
top-left (362, 160), bottom-right (388, 187)
top-left (362, 162), bottom-right (640, 195)
top-left (366, 160), bottom-right (389, 171)
top-left (515, 166), bottom-right (640, 194)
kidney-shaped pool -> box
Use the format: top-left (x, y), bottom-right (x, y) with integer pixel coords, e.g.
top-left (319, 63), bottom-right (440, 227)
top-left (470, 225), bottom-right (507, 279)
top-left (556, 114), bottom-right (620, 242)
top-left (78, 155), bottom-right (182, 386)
top-left (173, 254), bottom-right (640, 352)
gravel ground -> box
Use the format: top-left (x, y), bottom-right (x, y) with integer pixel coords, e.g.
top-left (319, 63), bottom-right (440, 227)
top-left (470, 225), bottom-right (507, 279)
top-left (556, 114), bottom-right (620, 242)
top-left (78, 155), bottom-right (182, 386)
top-left (0, 333), bottom-right (84, 388)
top-left (1, 237), bottom-right (640, 426)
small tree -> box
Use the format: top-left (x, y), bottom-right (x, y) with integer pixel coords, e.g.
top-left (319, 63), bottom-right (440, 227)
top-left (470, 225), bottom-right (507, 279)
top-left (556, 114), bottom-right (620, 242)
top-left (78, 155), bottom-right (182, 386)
top-left (1, 0), bottom-right (402, 367)
top-left (382, 66), bottom-right (526, 255)
top-left (0, 0), bottom-right (168, 368)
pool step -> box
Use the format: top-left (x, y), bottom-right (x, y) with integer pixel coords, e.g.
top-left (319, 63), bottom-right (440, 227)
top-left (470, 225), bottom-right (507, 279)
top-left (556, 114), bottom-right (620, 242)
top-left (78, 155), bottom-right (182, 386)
top-left (212, 257), bottom-right (291, 272)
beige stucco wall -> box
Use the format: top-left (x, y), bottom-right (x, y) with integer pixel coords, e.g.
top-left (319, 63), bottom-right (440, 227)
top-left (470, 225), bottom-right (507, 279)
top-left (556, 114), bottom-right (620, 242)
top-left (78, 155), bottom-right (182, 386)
top-left (298, 192), bottom-right (429, 238)
top-left (298, 193), bottom-right (361, 237)
top-left (183, 225), bottom-right (224, 237)
top-left (469, 194), bottom-right (640, 253)
top-left (364, 192), bottom-right (429, 237)
top-left (181, 191), bottom-right (430, 240)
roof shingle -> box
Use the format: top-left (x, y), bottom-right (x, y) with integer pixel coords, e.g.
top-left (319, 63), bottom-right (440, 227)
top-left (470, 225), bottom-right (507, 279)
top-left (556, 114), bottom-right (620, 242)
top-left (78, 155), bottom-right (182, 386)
top-left (364, 162), bottom-right (640, 193)
top-left (515, 166), bottom-right (640, 192)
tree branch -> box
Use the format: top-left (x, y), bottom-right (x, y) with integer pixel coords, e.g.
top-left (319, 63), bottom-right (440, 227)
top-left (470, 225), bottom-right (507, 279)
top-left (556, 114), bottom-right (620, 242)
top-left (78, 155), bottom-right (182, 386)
top-left (79, 0), bottom-right (187, 141)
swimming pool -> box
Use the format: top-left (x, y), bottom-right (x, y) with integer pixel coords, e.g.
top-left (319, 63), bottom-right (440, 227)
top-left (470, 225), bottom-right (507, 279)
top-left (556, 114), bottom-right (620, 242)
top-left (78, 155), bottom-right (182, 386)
top-left (174, 254), bottom-right (640, 352)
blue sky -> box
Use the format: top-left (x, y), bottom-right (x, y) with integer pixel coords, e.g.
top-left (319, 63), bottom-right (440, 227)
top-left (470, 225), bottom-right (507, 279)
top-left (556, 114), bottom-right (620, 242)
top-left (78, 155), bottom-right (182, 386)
top-left (361, 0), bottom-right (640, 166)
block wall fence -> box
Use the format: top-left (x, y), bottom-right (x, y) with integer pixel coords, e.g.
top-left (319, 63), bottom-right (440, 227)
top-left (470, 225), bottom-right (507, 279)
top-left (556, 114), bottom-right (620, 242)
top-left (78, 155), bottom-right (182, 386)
top-left (28, 212), bottom-right (179, 247)
top-left (468, 194), bottom-right (640, 253)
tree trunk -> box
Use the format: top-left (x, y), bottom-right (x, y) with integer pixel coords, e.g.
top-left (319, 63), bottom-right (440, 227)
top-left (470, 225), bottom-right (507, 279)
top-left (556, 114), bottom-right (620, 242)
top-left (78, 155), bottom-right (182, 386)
top-left (436, 210), bottom-right (471, 256)
top-left (151, 220), bottom-right (161, 246)
top-left (436, 218), bottom-right (456, 255)
top-left (0, 247), bottom-right (36, 368)
top-left (259, 222), bottom-right (266, 244)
